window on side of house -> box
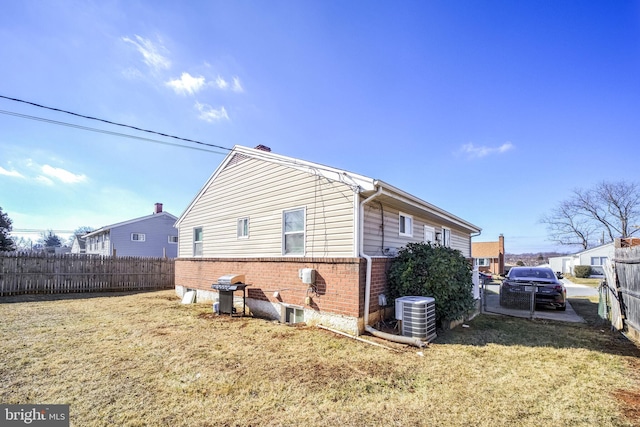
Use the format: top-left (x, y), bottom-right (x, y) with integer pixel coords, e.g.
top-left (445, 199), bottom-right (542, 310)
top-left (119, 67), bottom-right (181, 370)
top-left (193, 227), bottom-right (203, 257)
top-left (168, 236), bottom-right (178, 244)
top-left (399, 212), bottom-right (413, 237)
top-left (442, 227), bottom-right (451, 247)
top-left (591, 256), bottom-right (607, 266)
top-left (475, 258), bottom-right (490, 267)
top-left (283, 208), bottom-right (305, 255)
top-left (424, 225), bottom-right (435, 243)
top-left (237, 217), bottom-right (249, 239)
top-left (131, 233), bottom-right (146, 242)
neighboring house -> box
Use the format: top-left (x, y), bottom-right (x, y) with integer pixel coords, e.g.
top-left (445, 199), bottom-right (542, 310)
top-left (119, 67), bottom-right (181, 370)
top-left (70, 234), bottom-right (87, 254)
top-left (549, 242), bottom-right (614, 277)
top-left (84, 203), bottom-right (178, 258)
top-left (174, 145), bottom-right (481, 335)
top-left (472, 234), bottom-right (505, 275)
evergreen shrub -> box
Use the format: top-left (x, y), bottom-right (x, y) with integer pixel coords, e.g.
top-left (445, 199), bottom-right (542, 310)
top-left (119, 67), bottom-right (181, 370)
top-left (574, 265), bottom-right (592, 278)
top-left (387, 242), bottom-right (475, 326)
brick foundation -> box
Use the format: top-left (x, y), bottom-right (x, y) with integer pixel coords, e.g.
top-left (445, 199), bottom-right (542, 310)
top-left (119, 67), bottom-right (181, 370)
top-left (175, 257), bottom-right (393, 331)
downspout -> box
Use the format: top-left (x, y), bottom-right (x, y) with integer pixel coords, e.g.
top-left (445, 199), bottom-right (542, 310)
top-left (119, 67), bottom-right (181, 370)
top-left (359, 186), bottom-right (426, 348)
top-left (470, 230), bottom-right (482, 261)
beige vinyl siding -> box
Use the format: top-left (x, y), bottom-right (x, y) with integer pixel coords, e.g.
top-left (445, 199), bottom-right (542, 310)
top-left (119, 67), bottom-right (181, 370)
top-left (362, 202), bottom-right (472, 258)
top-left (449, 231), bottom-right (471, 258)
top-left (178, 156), bottom-right (356, 258)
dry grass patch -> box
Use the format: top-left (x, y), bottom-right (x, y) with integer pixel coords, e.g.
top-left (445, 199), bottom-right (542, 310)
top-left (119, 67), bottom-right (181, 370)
top-left (564, 273), bottom-right (603, 287)
top-left (1, 290), bottom-right (639, 426)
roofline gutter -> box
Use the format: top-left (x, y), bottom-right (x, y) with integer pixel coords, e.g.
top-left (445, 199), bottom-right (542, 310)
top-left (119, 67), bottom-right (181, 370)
top-left (371, 179), bottom-right (481, 234)
top-left (359, 186), bottom-right (426, 348)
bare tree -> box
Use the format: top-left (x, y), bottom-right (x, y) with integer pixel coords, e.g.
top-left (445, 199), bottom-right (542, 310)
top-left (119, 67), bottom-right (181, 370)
top-left (540, 200), bottom-right (596, 249)
top-left (542, 180), bottom-right (640, 249)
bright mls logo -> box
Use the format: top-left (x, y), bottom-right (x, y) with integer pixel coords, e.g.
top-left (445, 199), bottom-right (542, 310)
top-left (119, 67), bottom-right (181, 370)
top-left (1, 405), bottom-right (69, 426)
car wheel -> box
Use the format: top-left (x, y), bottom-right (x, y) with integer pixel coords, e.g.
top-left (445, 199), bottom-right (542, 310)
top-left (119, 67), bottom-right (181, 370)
top-left (557, 304), bottom-right (566, 311)
top-left (499, 292), bottom-right (506, 307)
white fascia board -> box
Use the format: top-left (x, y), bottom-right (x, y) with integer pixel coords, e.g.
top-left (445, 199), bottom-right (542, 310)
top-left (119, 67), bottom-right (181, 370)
top-left (373, 179), bottom-right (481, 234)
top-left (174, 149), bottom-right (238, 227)
top-left (572, 242), bottom-right (615, 257)
top-left (175, 145), bottom-right (376, 227)
top-left (232, 145), bottom-right (376, 191)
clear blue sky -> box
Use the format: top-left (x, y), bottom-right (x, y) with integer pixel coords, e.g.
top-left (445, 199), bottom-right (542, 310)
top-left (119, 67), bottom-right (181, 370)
top-left (1, 1), bottom-right (638, 253)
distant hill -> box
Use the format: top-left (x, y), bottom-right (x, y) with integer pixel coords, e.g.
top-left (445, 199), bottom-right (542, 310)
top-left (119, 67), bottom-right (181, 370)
top-left (505, 252), bottom-right (570, 267)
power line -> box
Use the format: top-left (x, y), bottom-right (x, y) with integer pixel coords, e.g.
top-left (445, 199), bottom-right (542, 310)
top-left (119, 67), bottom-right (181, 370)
top-left (13, 229), bottom-right (75, 234)
top-left (0, 94), bottom-right (232, 152)
top-left (0, 110), bottom-right (228, 155)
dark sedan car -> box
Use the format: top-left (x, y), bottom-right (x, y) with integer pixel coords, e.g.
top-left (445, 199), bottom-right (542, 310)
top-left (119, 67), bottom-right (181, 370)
top-left (499, 266), bottom-right (567, 310)
top-left (478, 272), bottom-right (493, 283)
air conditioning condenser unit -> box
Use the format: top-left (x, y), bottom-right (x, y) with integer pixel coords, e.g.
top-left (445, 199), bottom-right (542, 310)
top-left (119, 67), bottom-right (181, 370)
top-left (395, 296), bottom-right (436, 342)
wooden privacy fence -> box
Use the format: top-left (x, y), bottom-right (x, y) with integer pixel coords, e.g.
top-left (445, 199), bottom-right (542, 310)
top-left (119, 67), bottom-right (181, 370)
top-left (614, 244), bottom-right (640, 340)
top-left (0, 252), bottom-right (175, 296)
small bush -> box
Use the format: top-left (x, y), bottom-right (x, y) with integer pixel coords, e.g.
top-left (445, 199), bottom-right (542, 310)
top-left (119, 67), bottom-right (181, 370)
top-left (387, 242), bottom-right (475, 326)
top-left (574, 265), bottom-right (592, 278)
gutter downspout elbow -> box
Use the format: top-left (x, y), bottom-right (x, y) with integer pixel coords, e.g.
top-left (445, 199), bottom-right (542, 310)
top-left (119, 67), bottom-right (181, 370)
top-left (359, 186), bottom-right (425, 348)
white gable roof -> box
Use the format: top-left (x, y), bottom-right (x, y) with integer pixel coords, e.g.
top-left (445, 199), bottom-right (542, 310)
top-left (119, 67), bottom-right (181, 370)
top-left (175, 145), bottom-right (480, 233)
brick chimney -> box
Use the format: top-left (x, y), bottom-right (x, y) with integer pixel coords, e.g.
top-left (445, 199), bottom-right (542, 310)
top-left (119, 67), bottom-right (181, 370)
top-left (154, 203), bottom-right (163, 214)
top-left (254, 144), bottom-right (271, 152)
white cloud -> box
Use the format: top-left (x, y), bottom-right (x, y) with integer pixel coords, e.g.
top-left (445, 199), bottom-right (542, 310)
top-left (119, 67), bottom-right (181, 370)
top-left (458, 142), bottom-right (514, 159)
top-left (41, 165), bottom-right (87, 184)
top-left (166, 72), bottom-right (206, 95)
top-left (215, 76), bottom-right (228, 90)
top-left (122, 35), bottom-right (171, 71)
top-left (35, 175), bottom-right (54, 186)
top-left (497, 142), bottom-right (514, 153)
top-left (0, 166), bottom-right (24, 178)
top-left (195, 102), bottom-right (229, 122)
top-left (231, 76), bottom-right (244, 93)
top-left (211, 75), bottom-right (243, 92)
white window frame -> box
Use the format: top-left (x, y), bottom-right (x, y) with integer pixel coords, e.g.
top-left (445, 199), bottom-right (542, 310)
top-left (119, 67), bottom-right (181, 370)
top-left (399, 212), bottom-right (413, 237)
top-left (590, 256), bottom-right (607, 266)
top-left (442, 227), bottom-right (451, 247)
top-left (168, 236), bottom-right (178, 244)
top-left (282, 207), bottom-right (305, 256)
top-left (193, 227), bottom-right (203, 257)
top-left (131, 233), bottom-right (146, 242)
top-left (424, 225), bottom-right (435, 243)
top-left (237, 217), bottom-right (249, 239)
top-left (475, 258), bottom-right (490, 267)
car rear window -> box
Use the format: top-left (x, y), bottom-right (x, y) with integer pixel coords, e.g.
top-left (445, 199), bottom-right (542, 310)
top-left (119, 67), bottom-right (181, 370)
top-left (510, 269), bottom-right (555, 279)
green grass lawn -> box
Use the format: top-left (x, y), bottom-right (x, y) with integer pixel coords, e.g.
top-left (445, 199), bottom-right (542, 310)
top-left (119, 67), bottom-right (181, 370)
top-left (1, 291), bottom-right (639, 426)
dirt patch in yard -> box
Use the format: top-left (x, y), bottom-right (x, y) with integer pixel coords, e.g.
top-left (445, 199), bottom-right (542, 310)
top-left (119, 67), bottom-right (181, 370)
top-left (614, 388), bottom-right (640, 424)
top-left (2, 290), bottom-right (640, 426)
top-left (613, 358), bottom-right (640, 425)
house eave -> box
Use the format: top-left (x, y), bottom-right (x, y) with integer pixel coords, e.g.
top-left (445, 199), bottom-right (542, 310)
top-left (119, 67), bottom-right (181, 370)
top-left (174, 145), bottom-right (480, 235)
top-left (86, 211), bottom-right (178, 238)
top-left (367, 180), bottom-right (481, 234)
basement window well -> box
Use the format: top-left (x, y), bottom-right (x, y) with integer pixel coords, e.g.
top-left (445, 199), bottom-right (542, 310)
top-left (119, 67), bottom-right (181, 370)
top-left (281, 304), bottom-right (304, 324)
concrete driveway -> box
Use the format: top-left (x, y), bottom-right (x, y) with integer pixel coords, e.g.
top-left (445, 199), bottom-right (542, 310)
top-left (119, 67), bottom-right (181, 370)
top-left (480, 279), bottom-right (594, 323)
top-left (562, 278), bottom-right (600, 298)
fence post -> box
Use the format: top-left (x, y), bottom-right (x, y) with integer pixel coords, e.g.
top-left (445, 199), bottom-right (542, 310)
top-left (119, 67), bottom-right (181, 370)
top-left (529, 281), bottom-right (536, 320)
